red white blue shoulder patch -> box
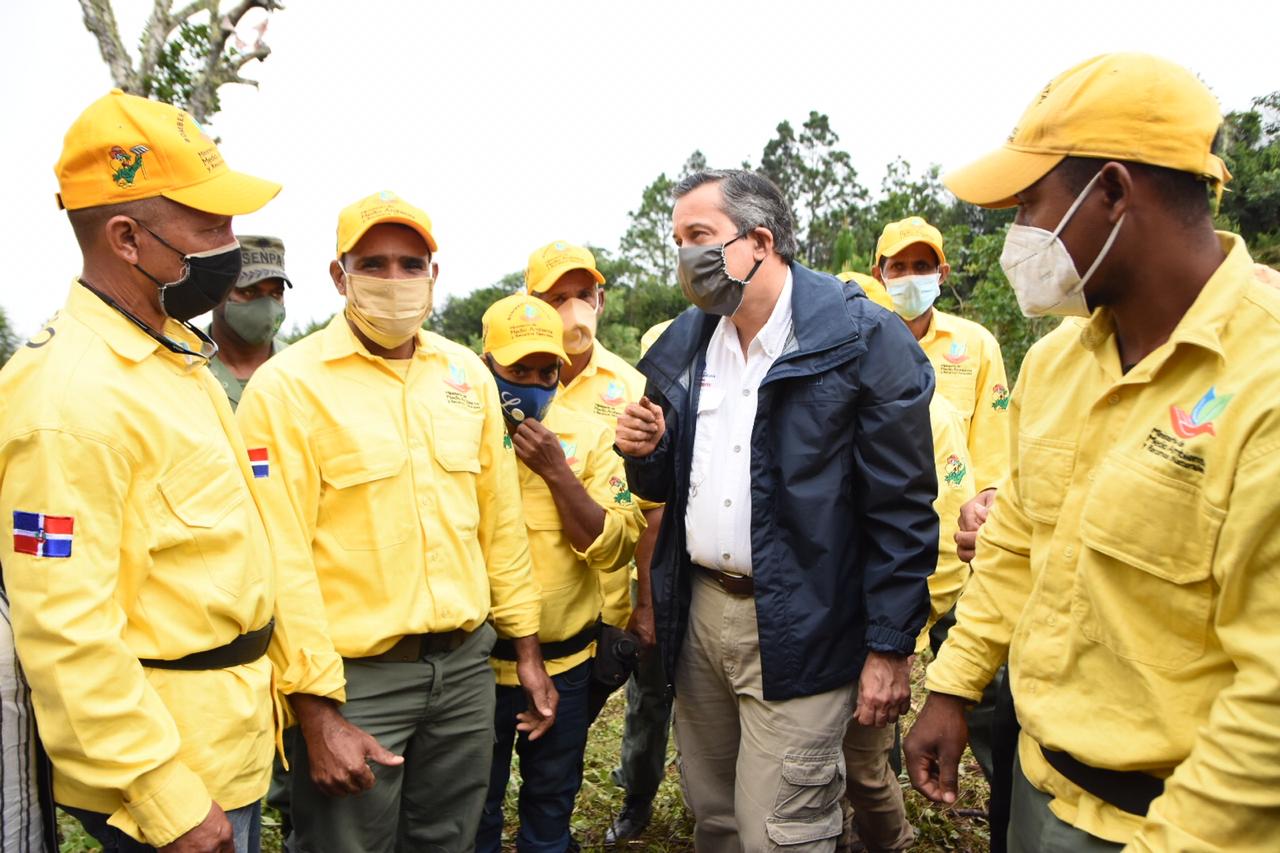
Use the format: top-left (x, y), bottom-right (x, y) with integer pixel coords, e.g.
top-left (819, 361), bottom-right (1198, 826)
top-left (13, 511), bottom-right (74, 558)
top-left (248, 448), bottom-right (269, 478)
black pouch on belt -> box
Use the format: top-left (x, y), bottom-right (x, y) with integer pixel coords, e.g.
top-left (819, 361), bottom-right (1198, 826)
top-left (592, 622), bottom-right (642, 690)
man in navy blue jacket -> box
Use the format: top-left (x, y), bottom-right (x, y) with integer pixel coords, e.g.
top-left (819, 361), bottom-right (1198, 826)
top-left (616, 169), bottom-right (938, 852)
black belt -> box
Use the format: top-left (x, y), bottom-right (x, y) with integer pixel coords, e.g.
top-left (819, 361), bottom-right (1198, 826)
top-left (140, 620), bottom-right (273, 671)
top-left (357, 630), bottom-right (472, 662)
top-left (490, 620), bottom-right (600, 662)
top-left (1041, 745), bottom-right (1165, 816)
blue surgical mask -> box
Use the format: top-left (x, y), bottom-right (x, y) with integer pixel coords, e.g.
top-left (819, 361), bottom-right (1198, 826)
top-left (491, 374), bottom-right (557, 425)
top-left (885, 273), bottom-right (941, 320)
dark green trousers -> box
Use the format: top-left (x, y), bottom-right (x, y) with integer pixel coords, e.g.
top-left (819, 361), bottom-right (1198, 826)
top-left (288, 624), bottom-right (497, 853)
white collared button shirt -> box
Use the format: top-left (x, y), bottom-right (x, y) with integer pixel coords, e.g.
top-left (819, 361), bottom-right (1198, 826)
top-left (685, 272), bottom-right (794, 576)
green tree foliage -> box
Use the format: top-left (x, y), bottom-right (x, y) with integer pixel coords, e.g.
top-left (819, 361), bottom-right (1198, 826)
top-left (428, 272), bottom-right (525, 353)
top-left (1217, 92), bottom-right (1280, 265)
top-left (0, 308), bottom-right (20, 367)
top-left (759, 112), bottom-right (868, 270)
top-left (428, 97), bottom-right (1280, 384)
top-left (619, 151), bottom-right (708, 287)
top-left (281, 313), bottom-right (333, 345)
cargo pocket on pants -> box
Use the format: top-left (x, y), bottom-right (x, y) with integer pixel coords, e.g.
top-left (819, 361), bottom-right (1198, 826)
top-left (765, 749), bottom-right (846, 848)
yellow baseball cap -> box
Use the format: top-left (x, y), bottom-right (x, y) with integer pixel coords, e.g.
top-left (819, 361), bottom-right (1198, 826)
top-left (874, 217), bottom-right (946, 268)
top-left (54, 89), bottom-right (280, 214)
top-left (945, 52), bottom-right (1230, 209)
top-left (525, 240), bottom-right (606, 294)
top-left (482, 293), bottom-right (569, 366)
top-left (336, 191), bottom-right (438, 255)
top-left (837, 271), bottom-right (894, 311)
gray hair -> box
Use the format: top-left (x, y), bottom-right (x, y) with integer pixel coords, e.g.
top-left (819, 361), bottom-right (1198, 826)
top-left (673, 169), bottom-right (798, 262)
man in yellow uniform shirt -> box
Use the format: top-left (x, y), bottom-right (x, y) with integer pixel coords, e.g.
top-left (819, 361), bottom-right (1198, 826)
top-left (905, 53), bottom-right (1280, 852)
top-left (0, 90), bottom-right (292, 852)
top-left (475, 293), bottom-right (643, 852)
top-left (872, 217), bottom-right (1011, 495)
top-left (522, 241), bottom-right (668, 839)
top-left (836, 274), bottom-right (974, 852)
top-left (236, 192), bottom-right (553, 853)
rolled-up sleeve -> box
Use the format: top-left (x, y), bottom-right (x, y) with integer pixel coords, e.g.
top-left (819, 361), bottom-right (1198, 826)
top-left (575, 425), bottom-right (645, 573)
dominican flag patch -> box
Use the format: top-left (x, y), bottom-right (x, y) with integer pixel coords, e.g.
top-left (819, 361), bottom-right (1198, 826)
top-left (248, 448), bottom-right (269, 479)
top-left (13, 511), bottom-right (74, 558)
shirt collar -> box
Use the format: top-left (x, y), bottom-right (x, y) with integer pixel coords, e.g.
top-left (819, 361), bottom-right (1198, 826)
top-left (1079, 232), bottom-right (1250, 363)
top-left (917, 308), bottom-right (954, 347)
top-left (756, 270), bottom-right (794, 358)
top-left (66, 279), bottom-right (214, 367)
top-left (561, 343), bottom-right (601, 392)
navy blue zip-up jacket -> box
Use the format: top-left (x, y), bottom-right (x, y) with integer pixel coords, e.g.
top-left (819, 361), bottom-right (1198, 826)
top-left (623, 262), bottom-right (939, 701)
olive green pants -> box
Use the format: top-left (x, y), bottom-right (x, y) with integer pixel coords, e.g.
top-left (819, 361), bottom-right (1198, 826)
top-left (1008, 753), bottom-right (1125, 853)
top-left (288, 624), bottom-right (497, 853)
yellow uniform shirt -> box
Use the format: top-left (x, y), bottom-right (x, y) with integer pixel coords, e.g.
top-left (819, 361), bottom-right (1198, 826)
top-left (0, 282), bottom-right (277, 845)
top-left (236, 316), bottom-right (541, 673)
top-left (918, 394), bottom-right (975, 653)
top-left (556, 342), bottom-right (655, 627)
top-left (492, 403), bottom-right (643, 686)
top-left (927, 235), bottom-right (1280, 849)
top-left (919, 310), bottom-right (1011, 491)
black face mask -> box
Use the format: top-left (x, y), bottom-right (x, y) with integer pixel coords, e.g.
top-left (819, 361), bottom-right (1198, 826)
top-left (134, 222), bottom-right (242, 322)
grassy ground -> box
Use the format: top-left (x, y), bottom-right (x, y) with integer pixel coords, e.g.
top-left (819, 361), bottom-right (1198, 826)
top-left (56, 659), bottom-right (990, 851)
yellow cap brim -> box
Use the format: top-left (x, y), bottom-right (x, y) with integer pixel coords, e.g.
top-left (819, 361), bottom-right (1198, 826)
top-left (162, 168), bottom-right (282, 216)
top-left (943, 147), bottom-right (1066, 209)
top-left (488, 338), bottom-right (570, 367)
top-left (338, 215), bottom-right (439, 255)
top-left (877, 237), bottom-right (947, 268)
top-left (528, 261), bottom-right (606, 294)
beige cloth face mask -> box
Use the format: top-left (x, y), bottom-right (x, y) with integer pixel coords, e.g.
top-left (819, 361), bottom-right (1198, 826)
top-left (559, 296), bottom-right (599, 355)
top-left (342, 269), bottom-right (434, 349)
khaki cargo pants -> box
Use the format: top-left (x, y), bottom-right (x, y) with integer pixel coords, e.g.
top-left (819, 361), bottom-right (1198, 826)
top-left (674, 571), bottom-right (855, 852)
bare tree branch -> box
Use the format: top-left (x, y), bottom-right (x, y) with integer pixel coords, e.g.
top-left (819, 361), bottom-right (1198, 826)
top-left (80, 0), bottom-right (284, 123)
top-left (77, 0), bottom-right (136, 89)
top-left (137, 0), bottom-right (181, 91)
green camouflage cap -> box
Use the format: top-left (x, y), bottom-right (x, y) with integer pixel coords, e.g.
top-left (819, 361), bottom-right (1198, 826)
top-left (237, 234), bottom-right (292, 288)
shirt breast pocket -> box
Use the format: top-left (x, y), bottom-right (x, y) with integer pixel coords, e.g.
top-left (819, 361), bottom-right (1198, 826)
top-left (154, 445), bottom-right (253, 596)
top-left (688, 387), bottom-right (725, 493)
top-left (1017, 434), bottom-right (1076, 524)
top-left (937, 377), bottom-right (977, 422)
top-left (430, 411), bottom-right (485, 536)
top-left (314, 427), bottom-right (412, 551)
top-left (1073, 453), bottom-right (1221, 669)
top-left (431, 412), bottom-right (484, 475)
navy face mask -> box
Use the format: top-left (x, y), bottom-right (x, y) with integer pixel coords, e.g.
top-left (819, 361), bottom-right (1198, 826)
top-left (490, 371), bottom-right (558, 425)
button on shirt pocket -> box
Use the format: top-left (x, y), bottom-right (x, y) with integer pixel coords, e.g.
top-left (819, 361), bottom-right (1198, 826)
top-left (314, 427), bottom-right (412, 551)
top-left (154, 445), bottom-right (253, 596)
top-left (1073, 453), bottom-right (1221, 668)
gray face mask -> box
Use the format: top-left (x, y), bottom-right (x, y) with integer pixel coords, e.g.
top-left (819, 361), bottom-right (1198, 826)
top-left (676, 233), bottom-right (763, 316)
top-left (223, 296), bottom-right (285, 346)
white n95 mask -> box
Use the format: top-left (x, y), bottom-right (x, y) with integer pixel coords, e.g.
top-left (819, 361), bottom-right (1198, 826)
top-left (999, 170), bottom-right (1125, 318)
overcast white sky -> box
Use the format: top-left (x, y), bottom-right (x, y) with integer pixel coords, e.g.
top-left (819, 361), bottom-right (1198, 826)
top-left (5, 0), bottom-right (1278, 337)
